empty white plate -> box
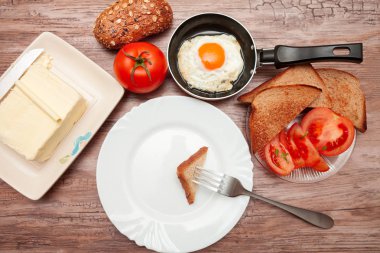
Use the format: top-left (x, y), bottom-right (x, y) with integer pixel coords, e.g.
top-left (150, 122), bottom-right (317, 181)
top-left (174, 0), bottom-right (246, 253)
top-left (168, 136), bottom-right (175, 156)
top-left (96, 96), bottom-right (253, 252)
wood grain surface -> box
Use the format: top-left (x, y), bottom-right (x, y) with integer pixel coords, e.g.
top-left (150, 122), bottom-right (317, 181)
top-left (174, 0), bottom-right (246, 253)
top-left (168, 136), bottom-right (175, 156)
top-left (0, 0), bottom-right (379, 252)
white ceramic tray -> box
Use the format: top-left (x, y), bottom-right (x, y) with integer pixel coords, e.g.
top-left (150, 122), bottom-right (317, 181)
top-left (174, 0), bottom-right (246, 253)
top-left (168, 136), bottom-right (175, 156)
top-left (0, 32), bottom-right (124, 200)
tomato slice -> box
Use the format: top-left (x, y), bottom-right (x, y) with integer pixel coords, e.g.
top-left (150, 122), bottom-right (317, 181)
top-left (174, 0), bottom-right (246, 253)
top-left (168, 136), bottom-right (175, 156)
top-left (301, 108), bottom-right (355, 156)
top-left (287, 123), bottom-right (321, 167)
top-left (313, 157), bottom-right (329, 172)
top-left (279, 129), bottom-right (305, 169)
top-left (264, 135), bottom-right (295, 176)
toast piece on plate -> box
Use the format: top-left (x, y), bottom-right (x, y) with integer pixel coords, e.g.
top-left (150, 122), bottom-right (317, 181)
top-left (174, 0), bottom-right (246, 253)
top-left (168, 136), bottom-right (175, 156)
top-left (317, 68), bottom-right (367, 132)
top-left (250, 85), bottom-right (321, 153)
top-left (238, 64), bottom-right (332, 108)
top-left (177, 147), bottom-right (208, 205)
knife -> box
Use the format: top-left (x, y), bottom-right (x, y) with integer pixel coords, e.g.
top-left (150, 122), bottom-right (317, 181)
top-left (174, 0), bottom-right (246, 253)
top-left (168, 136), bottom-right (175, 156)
top-left (0, 48), bottom-right (44, 100)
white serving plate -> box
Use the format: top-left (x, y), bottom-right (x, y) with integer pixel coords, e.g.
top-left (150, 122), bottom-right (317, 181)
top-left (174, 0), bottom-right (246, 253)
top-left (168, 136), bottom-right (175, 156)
top-left (97, 96), bottom-right (253, 252)
top-left (0, 32), bottom-right (124, 200)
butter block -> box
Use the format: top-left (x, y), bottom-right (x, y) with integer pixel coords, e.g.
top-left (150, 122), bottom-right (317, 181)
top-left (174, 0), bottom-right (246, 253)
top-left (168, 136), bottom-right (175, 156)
top-left (0, 53), bottom-right (86, 162)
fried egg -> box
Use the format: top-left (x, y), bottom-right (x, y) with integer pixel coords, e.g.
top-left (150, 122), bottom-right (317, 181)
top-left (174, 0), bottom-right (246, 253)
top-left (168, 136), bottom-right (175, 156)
top-left (177, 34), bottom-right (244, 92)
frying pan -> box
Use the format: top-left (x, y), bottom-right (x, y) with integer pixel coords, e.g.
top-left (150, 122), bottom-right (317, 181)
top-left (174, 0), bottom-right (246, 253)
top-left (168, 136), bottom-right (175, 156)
top-left (167, 13), bottom-right (363, 100)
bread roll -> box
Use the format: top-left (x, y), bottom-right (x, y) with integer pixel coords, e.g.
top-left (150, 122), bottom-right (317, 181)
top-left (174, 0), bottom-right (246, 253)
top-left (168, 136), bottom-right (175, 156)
top-left (93, 0), bottom-right (173, 49)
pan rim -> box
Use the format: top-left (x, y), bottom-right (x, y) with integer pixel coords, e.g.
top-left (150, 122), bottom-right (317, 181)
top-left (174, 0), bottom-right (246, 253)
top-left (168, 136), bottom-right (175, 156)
top-left (167, 12), bottom-right (258, 101)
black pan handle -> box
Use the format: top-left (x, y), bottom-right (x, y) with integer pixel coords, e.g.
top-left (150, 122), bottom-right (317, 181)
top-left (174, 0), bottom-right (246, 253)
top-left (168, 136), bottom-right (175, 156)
top-left (259, 43), bottom-right (363, 69)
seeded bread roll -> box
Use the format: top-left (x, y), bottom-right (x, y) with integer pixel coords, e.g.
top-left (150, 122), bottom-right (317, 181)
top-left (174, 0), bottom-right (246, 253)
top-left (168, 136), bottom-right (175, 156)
top-left (93, 0), bottom-right (173, 49)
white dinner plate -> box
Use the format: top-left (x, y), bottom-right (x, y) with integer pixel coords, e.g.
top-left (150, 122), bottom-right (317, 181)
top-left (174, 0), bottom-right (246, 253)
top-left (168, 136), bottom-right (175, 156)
top-left (0, 32), bottom-right (124, 200)
top-left (97, 96), bottom-right (253, 252)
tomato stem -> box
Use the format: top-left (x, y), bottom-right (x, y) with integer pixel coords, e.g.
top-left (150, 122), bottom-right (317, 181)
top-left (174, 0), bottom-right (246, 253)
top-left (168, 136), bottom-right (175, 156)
top-left (122, 50), bottom-right (152, 83)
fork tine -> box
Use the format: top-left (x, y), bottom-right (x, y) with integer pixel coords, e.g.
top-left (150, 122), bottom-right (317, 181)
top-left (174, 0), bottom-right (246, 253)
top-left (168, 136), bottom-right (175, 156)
top-left (192, 178), bottom-right (218, 193)
top-left (197, 167), bottom-right (224, 178)
top-left (194, 169), bottom-right (222, 186)
top-left (193, 173), bottom-right (220, 188)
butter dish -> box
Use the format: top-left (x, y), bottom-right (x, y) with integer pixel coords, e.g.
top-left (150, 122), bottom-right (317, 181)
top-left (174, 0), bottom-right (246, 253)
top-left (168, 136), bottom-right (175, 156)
top-left (0, 52), bottom-right (87, 162)
top-left (0, 32), bottom-right (124, 200)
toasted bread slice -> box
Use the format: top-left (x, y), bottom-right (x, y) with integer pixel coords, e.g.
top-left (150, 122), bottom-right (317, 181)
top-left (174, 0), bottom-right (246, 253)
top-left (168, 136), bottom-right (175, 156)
top-left (250, 85), bottom-right (321, 153)
top-left (238, 64), bottom-right (332, 108)
top-left (316, 68), bottom-right (367, 132)
top-left (177, 147), bottom-right (208, 205)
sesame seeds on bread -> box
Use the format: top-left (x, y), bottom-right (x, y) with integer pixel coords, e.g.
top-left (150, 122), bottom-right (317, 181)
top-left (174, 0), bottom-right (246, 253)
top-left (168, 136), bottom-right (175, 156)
top-left (93, 0), bottom-right (173, 49)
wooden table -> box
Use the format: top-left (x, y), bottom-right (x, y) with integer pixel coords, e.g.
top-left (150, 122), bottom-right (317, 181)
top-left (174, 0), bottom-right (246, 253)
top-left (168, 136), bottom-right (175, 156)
top-left (0, 0), bottom-right (379, 252)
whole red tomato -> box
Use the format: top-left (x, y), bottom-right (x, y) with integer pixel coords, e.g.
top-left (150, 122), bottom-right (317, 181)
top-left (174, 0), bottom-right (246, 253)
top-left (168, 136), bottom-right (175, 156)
top-left (114, 42), bottom-right (168, 93)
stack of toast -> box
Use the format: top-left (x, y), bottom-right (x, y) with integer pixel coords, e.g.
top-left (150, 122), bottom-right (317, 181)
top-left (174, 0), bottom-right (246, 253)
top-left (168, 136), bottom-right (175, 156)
top-left (238, 64), bottom-right (367, 153)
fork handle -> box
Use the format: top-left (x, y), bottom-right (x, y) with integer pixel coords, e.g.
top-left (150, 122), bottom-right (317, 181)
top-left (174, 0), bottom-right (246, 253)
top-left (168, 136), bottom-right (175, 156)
top-left (243, 190), bottom-right (334, 229)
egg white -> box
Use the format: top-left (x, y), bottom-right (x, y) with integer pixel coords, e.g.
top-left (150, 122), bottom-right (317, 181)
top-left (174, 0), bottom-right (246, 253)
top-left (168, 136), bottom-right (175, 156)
top-left (177, 34), bottom-right (244, 92)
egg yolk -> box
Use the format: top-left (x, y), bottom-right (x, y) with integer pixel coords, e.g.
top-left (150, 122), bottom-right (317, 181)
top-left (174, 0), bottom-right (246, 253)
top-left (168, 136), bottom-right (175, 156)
top-left (198, 43), bottom-right (225, 70)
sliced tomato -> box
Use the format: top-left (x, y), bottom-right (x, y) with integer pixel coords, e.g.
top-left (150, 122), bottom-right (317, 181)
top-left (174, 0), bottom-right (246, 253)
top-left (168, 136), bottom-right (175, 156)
top-left (279, 129), bottom-right (305, 169)
top-left (287, 123), bottom-right (321, 167)
top-left (301, 108), bottom-right (355, 156)
top-left (264, 135), bottom-right (295, 176)
top-left (313, 157), bottom-right (329, 172)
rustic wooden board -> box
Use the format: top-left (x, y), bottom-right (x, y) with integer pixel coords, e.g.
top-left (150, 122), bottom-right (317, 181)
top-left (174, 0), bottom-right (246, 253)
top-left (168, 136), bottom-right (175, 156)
top-left (0, 0), bottom-right (379, 252)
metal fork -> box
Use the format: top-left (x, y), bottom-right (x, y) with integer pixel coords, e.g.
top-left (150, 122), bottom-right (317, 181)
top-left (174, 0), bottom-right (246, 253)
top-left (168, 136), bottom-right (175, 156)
top-left (193, 167), bottom-right (334, 229)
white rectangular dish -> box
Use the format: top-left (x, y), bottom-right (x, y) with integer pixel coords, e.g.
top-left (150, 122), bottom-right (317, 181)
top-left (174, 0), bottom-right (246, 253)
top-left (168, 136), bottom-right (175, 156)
top-left (0, 32), bottom-right (124, 200)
